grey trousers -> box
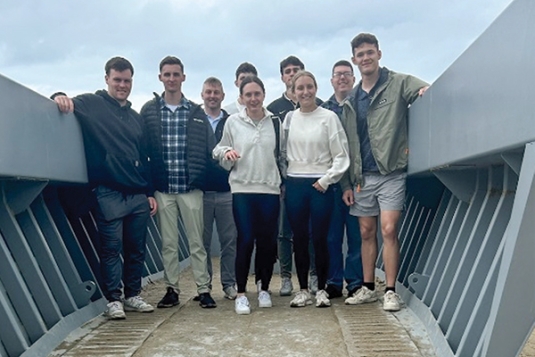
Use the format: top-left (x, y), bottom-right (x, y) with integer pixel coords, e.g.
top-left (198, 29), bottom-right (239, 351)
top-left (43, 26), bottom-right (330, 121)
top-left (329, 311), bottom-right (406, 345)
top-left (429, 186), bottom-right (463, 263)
top-left (203, 191), bottom-right (237, 290)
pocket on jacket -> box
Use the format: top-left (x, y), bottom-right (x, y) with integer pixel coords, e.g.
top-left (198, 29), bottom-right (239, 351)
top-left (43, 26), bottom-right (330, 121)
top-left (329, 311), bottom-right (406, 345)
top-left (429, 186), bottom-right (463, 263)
top-left (104, 153), bottom-right (148, 189)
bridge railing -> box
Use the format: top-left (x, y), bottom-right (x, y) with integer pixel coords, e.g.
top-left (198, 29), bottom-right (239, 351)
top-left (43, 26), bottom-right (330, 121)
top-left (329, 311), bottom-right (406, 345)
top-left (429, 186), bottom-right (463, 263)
top-left (393, 0), bottom-right (535, 356)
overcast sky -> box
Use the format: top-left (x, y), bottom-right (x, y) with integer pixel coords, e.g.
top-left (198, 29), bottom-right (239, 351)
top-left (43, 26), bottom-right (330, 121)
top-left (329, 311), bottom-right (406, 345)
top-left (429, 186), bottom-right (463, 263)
top-left (1, 0), bottom-right (513, 111)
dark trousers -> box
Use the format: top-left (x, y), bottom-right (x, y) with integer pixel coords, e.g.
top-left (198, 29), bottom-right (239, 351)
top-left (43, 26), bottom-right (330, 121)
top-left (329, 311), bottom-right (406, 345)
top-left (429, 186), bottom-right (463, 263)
top-left (95, 185), bottom-right (150, 302)
top-left (233, 193), bottom-right (279, 293)
top-left (285, 177), bottom-right (334, 291)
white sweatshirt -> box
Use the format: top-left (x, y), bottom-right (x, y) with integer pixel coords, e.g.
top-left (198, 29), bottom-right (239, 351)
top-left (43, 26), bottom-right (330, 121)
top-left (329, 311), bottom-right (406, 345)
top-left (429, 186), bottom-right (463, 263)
top-left (283, 106), bottom-right (350, 189)
top-left (213, 108), bottom-right (281, 195)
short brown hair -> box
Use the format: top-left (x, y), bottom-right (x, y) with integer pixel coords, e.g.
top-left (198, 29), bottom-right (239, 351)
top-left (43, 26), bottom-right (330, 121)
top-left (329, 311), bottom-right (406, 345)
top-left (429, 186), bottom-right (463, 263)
top-left (159, 56), bottom-right (184, 72)
top-left (105, 57), bottom-right (134, 75)
top-left (203, 76), bottom-right (223, 89)
top-left (351, 33), bottom-right (379, 53)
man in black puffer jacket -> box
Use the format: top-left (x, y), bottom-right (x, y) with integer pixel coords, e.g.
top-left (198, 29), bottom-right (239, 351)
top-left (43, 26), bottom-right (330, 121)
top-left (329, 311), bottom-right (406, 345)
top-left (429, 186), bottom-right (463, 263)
top-left (141, 56), bottom-right (216, 309)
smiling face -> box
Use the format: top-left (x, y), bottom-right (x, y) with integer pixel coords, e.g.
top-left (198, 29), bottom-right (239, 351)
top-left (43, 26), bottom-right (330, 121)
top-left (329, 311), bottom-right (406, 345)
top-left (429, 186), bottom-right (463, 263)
top-left (331, 64), bottom-right (355, 98)
top-left (352, 42), bottom-right (382, 77)
top-left (281, 64), bottom-right (302, 89)
top-left (159, 64), bottom-right (185, 94)
top-left (293, 74), bottom-right (317, 111)
top-left (240, 82), bottom-right (265, 113)
top-left (105, 69), bottom-right (132, 105)
top-left (201, 82), bottom-right (225, 112)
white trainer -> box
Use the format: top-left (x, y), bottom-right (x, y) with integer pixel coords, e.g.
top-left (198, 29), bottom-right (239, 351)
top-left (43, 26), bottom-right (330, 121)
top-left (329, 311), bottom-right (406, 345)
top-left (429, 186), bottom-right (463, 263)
top-left (344, 286), bottom-right (378, 305)
top-left (106, 301), bottom-right (126, 319)
top-left (124, 296), bottom-right (154, 312)
top-left (290, 290), bottom-right (312, 307)
top-left (235, 295), bottom-right (251, 315)
top-left (258, 290), bottom-right (272, 308)
top-left (383, 290), bottom-right (402, 311)
top-left (315, 289), bottom-right (331, 307)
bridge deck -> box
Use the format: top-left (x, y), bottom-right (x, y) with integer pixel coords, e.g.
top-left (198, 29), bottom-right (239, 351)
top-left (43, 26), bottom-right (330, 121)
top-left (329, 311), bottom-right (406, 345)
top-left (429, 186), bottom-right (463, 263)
top-left (51, 259), bottom-right (436, 357)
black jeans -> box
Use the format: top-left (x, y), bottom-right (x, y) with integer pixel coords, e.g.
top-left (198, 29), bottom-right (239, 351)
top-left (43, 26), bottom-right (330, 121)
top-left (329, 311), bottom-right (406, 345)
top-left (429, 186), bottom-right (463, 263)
top-left (95, 186), bottom-right (150, 302)
top-left (285, 177), bottom-right (334, 291)
top-left (233, 193), bottom-right (279, 293)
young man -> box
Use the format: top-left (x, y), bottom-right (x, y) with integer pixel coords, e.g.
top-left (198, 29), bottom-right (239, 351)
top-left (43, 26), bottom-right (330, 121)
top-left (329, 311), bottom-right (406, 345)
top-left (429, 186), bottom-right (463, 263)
top-left (223, 62), bottom-right (258, 115)
top-left (267, 55), bottom-right (321, 296)
top-left (141, 56), bottom-right (216, 309)
top-left (340, 33), bottom-right (429, 311)
top-left (201, 77), bottom-right (238, 300)
top-left (54, 57), bottom-right (157, 319)
top-left (321, 60), bottom-right (363, 299)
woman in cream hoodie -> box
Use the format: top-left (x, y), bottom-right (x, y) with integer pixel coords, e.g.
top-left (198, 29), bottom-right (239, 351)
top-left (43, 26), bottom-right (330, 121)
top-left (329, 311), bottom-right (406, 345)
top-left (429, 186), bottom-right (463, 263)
top-left (213, 76), bottom-right (281, 315)
top-left (283, 71), bottom-right (350, 309)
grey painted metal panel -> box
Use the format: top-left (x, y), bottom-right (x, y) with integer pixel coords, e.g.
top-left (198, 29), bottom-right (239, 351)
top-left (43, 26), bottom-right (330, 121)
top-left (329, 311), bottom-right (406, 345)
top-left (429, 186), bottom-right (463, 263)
top-left (408, 0), bottom-right (535, 174)
top-left (0, 74), bottom-right (87, 183)
top-left (0, 277), bottom-right (28, 356)
top-left (482, 143), bottom-right (535, 357)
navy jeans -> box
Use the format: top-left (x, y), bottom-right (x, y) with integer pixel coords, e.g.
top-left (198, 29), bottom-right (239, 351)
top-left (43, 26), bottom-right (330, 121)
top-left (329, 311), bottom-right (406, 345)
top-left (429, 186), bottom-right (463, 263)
top-left (327, 184), bottom-right (363, 292)
top-left (94, 186), bottom-right (150, 302)
top-left (233, 193), bottom-right (279, 293)
top-left (285, 177), bottom-right (333, 291)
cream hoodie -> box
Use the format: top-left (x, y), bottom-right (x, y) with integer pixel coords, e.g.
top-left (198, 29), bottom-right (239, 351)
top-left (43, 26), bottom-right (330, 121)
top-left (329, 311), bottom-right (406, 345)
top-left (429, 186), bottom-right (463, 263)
top-left (283, 106), bottom-right (349, 189)
top-left (213, 108), bottom-right (281, 194)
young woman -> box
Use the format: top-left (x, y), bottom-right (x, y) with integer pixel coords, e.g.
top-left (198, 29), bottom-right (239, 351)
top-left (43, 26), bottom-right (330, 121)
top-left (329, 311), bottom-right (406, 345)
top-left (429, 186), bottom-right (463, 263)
top-left (213, 76), bottom-right (281, 315)
top-left (283, 71), bottom-right (350, 308)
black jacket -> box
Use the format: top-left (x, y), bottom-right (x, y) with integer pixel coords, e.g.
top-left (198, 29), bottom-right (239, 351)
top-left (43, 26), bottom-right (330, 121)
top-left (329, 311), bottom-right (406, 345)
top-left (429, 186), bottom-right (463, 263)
top-left (72, 90), bottom-right (153, 196)
top-left (140, 93), bottom-right (214, 192)
top-left (204, 110), bottom-right (231, 192)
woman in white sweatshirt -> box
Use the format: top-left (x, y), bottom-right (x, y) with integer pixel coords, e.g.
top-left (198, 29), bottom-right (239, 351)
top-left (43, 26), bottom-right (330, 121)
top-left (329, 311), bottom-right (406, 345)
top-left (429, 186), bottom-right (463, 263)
top-left (213, 76), bottom-right (281, 315)
top-left (283, 71), bottom-right (350, 308)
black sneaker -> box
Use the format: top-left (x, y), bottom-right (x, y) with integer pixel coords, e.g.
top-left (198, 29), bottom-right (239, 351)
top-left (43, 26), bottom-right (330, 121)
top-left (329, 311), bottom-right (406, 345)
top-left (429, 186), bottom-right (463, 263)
top-left (192, 295), bottom-right (201, 301)
top-left (157, 287), bottom-right (179, 308)
top-left (347, 286), bottom-right (361, 298)
top-left (325, 284), bottom-right (343, 299)
top-left (198, 292), bottom-right (217, 308)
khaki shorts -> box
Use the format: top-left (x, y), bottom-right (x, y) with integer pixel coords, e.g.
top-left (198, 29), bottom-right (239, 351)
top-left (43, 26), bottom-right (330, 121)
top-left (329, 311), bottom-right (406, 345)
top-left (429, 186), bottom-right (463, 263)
top-left (349, 171), bottom-right (407, 217)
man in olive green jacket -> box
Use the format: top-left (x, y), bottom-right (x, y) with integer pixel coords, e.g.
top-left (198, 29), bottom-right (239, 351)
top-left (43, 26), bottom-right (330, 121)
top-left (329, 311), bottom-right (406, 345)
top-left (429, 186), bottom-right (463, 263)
top-left (340, 33), bottom-right (429, 311)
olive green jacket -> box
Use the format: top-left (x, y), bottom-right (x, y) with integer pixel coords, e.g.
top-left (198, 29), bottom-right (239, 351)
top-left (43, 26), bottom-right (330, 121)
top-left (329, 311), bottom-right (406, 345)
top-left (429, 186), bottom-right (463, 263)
top-left (339, 68), bottom-right (428, 192)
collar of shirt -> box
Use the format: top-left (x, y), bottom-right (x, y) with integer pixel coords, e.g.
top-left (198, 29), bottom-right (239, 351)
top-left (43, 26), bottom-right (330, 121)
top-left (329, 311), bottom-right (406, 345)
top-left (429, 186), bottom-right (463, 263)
top-left (206, 110), bottom-right (224, 132)
top-left (282, 92), bottom-right (297, 107)
top-left (159, 95), bottom-right (190, 111)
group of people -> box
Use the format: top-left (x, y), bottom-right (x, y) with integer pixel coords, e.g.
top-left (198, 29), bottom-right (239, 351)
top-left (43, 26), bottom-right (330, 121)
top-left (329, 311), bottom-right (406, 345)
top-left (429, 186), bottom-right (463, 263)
top-left (53, 32), bottom-right (428, 319)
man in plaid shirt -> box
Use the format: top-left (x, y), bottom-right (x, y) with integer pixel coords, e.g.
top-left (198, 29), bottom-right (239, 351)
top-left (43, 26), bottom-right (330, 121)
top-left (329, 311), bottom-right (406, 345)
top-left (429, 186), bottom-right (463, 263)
top-left (141, 56), bottom-right (216, 309)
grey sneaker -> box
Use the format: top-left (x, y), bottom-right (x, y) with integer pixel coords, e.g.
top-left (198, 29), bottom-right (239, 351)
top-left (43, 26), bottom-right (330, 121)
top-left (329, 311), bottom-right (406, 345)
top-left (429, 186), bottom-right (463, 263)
top-left (106, 301), bottom-right (126, 319)
top-left (124, 296), bottom-right (154, 312)
top-left (224, 286), bottom-right (237, 300)
top-left (280, 277), bottom-right (293, 296)
top-left (383, 290), bottom-right (402, 311)
top-left (315, 289), bottom-right (331, 307)
top-left (309, 274), bottom-right (318, 295)
top-left (345, 286), bottom-right (378, 305)
top-left (290, 290), bottom-right (312, 307)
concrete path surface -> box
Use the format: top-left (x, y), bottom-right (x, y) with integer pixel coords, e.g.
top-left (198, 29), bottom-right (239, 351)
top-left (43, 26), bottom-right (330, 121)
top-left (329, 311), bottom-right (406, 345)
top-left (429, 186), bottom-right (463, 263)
top-left (52, 259), bottom-right (436, 357)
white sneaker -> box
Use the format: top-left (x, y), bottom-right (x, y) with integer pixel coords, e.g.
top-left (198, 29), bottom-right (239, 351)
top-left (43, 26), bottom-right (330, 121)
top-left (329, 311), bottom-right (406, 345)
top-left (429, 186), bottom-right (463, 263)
top-left (383, 290), bottom-right (402, 311)
top-left (280, 277), bottom-right (293, 296)
top-left (106, 301), bottom-right (126, 319)
top-left (344, 286), bottom-right (378, 305)
top-left (235, 295), bottom-right (251, 315)
top-left (315, 289), bottom-right (331, 307)
top-left (258, 290), bottom-right (272, 308)
top-left (290, 290), bottom-right (312, 307)
top-left (124, 296), bottom-right (154, 312)
top-left (309, 275), bottom-right (318, 295)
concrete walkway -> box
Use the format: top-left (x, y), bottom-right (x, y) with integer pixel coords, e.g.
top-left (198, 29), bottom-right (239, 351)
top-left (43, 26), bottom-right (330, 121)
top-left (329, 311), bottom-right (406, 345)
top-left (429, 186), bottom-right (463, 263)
top-left (52, 259), bottom-right (437, 357)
